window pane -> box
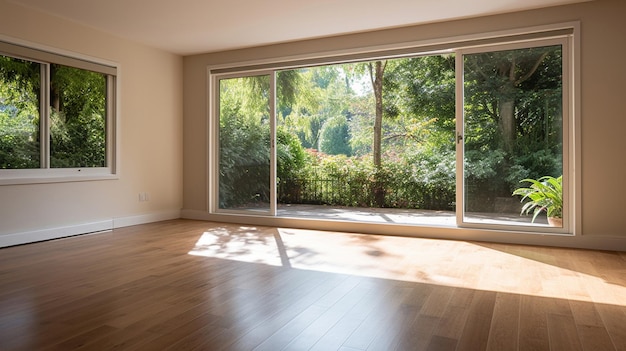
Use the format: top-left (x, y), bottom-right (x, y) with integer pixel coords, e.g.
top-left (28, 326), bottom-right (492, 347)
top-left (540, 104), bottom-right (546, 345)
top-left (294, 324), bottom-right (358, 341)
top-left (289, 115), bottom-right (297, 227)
top-left (218, 75), bottom-right (271, 211)
top-left (275, 55), bottom-right (457, 224)
top-left (463, 45), bottom-right (563, 227)
top-left (50, 64), bottom-right (106, 168)
top-left (0, 55), bottom-right (41, 169)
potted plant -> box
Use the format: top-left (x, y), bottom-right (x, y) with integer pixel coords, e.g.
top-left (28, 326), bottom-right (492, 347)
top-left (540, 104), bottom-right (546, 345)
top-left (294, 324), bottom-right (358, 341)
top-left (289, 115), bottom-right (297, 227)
top-left (512, 175), bottom-right (562, 226)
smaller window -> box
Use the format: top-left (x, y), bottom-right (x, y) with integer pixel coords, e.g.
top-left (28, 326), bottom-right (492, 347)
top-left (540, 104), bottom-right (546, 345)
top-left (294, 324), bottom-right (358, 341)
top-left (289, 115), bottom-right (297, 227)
top-left (0, 39), bottom-right (117, 184)
top-left (0, 55), bottom-right (41, 169)
top-left (49, 64), bottom-right (107, 168)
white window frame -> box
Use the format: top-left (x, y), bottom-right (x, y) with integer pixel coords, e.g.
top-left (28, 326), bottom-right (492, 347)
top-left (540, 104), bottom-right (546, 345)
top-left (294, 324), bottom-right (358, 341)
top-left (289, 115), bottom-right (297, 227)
top-left (209, 71), bottom-right (277, 216)
top-left (455, 37), bottom-right (574, 235)
top-left (206, 22), bottom-right (580, 236)
top-left (0, 36), bottom-right (119, 185)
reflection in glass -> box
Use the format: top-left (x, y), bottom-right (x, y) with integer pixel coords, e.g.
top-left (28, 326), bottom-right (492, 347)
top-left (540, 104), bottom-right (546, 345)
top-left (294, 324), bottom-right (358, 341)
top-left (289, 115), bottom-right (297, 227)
top-left (463, 45), bottom-right (563, 227)
top-left (0, 55), bottom-right (41, 169)
top-left (218, 75), bottom-right (271, 211)
top-left (50, 64), bottom-right (106, 168)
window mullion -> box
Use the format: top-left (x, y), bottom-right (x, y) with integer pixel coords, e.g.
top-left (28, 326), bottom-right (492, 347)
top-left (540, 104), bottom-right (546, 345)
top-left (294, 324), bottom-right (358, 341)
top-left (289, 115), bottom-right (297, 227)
top-left (106, 75), bottom-right (116, 170)
top-left (40, 63), bottom-right (50, 169)
top-left (269, 71), bottom-right (277, 216)
top-left (455, 51), bottom-right (465, 227)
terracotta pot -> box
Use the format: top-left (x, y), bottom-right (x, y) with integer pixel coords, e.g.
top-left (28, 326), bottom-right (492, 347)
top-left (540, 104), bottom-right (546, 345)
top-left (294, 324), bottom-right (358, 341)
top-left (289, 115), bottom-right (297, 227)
top-left (548, 217), bottom-right (562, 227)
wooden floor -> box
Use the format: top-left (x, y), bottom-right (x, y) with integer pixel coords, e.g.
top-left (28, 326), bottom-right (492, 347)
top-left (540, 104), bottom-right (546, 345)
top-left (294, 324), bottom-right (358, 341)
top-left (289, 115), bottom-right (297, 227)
top-left (1, 220), bottom-right (625, 351)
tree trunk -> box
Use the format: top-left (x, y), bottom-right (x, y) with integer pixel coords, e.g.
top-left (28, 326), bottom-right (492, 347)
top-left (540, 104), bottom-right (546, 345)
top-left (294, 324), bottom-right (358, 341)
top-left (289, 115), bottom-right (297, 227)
top-left (50, 66), bottom-right (62, 114)
top-left (498, 97), bottom-right (515, 152)
top-left (497, 52), bottom-right (549, 153)
top-left (370, 61), bottom-right (385, 168)
top-left (368, 61), bottom-right (386, 207)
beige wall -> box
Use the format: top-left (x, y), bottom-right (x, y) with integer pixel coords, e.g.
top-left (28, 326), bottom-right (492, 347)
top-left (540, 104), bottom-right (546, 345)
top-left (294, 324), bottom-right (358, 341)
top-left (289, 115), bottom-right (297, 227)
top-left (183, 0), bottom-right (626, 250)
top-left (0, 1), bottom-right (183, 244)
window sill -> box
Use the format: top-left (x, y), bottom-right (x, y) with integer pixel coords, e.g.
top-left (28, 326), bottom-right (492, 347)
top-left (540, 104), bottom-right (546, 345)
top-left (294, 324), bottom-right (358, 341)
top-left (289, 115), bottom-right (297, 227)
top-left (0, 172), bottom-right (118, 185)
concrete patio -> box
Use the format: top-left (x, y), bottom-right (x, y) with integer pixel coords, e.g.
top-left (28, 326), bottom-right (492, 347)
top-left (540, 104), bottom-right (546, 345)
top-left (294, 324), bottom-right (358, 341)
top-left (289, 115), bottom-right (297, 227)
top-left (276, 204), bottom-right (548, 227)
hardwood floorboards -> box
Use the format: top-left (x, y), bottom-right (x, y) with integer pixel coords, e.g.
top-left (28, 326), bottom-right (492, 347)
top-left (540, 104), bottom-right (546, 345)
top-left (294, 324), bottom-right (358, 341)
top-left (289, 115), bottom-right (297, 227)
top-left (1, 219), bottom-right (625, 350)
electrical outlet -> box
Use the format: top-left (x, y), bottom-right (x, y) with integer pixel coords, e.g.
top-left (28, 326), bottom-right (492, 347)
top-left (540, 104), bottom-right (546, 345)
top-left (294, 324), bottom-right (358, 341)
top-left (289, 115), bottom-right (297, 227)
top-left (138, 192), bottom-right (149, 202)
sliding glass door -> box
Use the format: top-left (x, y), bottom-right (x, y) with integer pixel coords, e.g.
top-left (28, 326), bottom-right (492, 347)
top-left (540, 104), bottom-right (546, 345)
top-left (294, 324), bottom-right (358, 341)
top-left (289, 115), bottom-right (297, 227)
top-left (210, 32), bottom-right (572, 234)
top-left (458, 39), bottom-right (568, 230)
top-left (216, 73), bottom-right (275, 214)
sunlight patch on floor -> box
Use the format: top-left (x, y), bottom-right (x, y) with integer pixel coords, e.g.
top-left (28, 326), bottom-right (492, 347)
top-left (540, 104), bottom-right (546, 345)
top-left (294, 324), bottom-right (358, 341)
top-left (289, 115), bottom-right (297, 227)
top-left (188, 226), bottom-right (626, 306)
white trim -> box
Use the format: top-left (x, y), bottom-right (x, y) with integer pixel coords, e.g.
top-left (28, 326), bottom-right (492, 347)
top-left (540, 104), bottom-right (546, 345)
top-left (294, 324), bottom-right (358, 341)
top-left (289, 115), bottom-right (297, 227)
top-left (206, 22), bottom-right (579, 72)
top-left (108, 72), bottom-right (120, 177)
top-left (456, 37), bottom-right (573, 235)
top-left (571, 21), bottom-right (582, 236)
top-left (211, 71), bottom-right (276, 216)
top-left (0, 34), bottom-right (120, 184)
top-left (269, 71), bottom-right (277, 216)
top-left (0, 33), bottom-right (118, 70)
top-left (181, 210), bottom-right (626, 252)
top-left (207, 67), bottom-right (221, 213)
top-left (455, 52), bottom-right (464, 227)
top-left (0, 174), bottom-right (119, 185)
top-left (206, 66), bottom-right (213, 213)
top-left (0, 210), bottom-right (181, 248)
top-left (205, 21), bottom-right (581, 239)
top-left (0, 220), bottom-right (113, 248)
top-left (41, 63), bottom-right (49, 168)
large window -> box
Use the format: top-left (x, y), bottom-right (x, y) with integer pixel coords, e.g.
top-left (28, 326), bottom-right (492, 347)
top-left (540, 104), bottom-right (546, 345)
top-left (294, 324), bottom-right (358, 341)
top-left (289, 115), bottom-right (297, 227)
top-left (0, 39), bottom-right (117, 183)
top-left (458, 40), bottom-right (567, 231)
top-left (209, 25), bottom-right (576, 235)
top-left (218, 74), bottom-right (273, 213)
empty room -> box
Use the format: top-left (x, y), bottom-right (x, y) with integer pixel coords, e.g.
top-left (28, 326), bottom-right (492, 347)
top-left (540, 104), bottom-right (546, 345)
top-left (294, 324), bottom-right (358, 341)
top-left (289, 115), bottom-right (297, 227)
top-left (1, 0), bottom-right (625, 350)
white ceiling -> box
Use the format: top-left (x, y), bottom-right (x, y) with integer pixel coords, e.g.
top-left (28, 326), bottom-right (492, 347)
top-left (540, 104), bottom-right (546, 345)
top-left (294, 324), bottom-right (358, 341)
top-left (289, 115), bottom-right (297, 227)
top-left (9, 0), bottom-right (588, 55)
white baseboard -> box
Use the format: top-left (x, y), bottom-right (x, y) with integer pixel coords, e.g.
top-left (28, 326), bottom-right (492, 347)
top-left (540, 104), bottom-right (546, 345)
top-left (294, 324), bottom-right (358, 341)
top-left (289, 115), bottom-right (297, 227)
top-left (181, 209), bottom-right (626, 252)
top-left (0, 220), bottom-right (113, 248)
top-left (7, 209), bottom-right (621, 251)
top-left (0, 209), bottom-right (181, 248)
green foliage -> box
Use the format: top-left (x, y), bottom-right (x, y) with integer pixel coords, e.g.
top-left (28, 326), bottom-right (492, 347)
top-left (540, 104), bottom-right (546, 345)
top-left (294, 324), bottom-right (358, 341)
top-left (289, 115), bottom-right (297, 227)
top-left (462, 45), bottom-right (563, 211)
top-left (318, 115), bottom-right (351, 156)
top-left (281, 147), bottom-right (455, 210)
top-left (1, 56), bottom-right (107, 169)
top-left (512, 175), bottom-right (562, 221)
top-left (219, 75), bottom-right (311, 208)
top-left (218, 49), bottom-right (563, 214)
top-left (218, 76), bottom-right (271, 208)
top-left (387, 147), bottom-right (455, 209)
top-left (464, 149), bottom-right (505, 180)
top-left (276, 126), bottom-right (307, 181)
top-left (388, 54), bottom-right (456, 132)
top-left (277, 70), bottom-right (300, 108)
top-left (49, 65), bottom-right (107, 168)
top-left (0, 56), bottom-right (41, 168)
top-left (507, 149), bottom-right (562, 190)
top-left (279, 66), bottom-right (353, 150)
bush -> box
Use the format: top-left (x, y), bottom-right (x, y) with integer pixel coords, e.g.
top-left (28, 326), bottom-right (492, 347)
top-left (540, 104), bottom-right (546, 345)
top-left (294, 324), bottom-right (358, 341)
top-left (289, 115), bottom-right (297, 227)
top-left (279, 147), bottom-right (456, 211)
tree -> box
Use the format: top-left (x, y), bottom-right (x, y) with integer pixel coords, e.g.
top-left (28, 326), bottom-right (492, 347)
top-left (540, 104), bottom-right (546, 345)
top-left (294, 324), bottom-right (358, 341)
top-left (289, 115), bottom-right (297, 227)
top-left (279, 66), bottom-right (352, 150)
top-left (319, 115), bottom-right (351, 156)
top-left (462, 45), bottom-right (563, 211)
top-left (367, 60), bottom-right (387, 168)
top-left (218, 75), bottom-right (271, 208)
top-left (49, 64), bottom-right (107, 167)
top-left (465, 47), bottom-right (552, 153)
top-left (0, 56), bottom-right (41, 168)
top-left (1, 57), bottom-right (107, 169)
top-left (363, 61), bottom-right (386, 206)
